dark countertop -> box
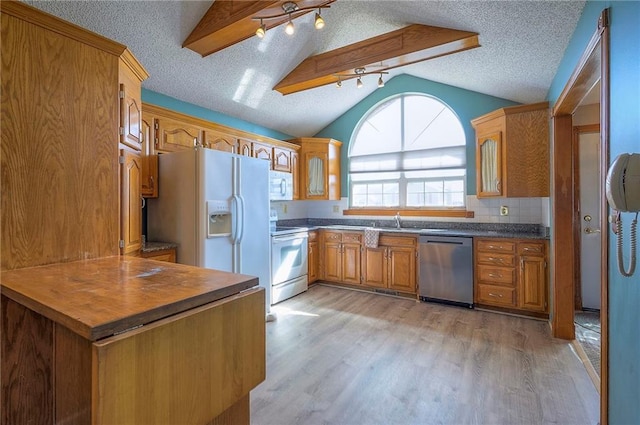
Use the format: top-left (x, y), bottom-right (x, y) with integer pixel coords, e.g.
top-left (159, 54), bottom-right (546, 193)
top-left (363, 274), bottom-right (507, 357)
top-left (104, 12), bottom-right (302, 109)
top-left (318, 225), bottom-right (548, 240)
top-left (141, 241), bottom-right (178, 253)
top-left (0, 256), bottom-right (258, 341)
top-left (277, 220), bottom-right (549, 240)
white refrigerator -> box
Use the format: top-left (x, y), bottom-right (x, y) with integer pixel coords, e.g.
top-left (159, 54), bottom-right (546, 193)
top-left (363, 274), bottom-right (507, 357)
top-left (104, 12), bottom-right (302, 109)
top-left (147, 148), bottom-right (272, 311)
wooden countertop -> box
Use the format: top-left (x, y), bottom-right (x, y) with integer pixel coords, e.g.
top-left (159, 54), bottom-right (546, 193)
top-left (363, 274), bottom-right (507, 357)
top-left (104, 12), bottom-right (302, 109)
top-left (1, 256), bottom-right (259, 341)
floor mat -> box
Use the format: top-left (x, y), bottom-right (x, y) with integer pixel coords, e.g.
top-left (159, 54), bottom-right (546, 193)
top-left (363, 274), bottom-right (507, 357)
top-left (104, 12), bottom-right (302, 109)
top-left (575, 310), bottom-right (601, 377)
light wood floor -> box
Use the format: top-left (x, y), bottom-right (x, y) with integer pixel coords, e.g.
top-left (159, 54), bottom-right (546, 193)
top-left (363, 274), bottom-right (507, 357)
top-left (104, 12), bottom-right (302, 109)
top-left (251, 284), bottom-right (599, 425)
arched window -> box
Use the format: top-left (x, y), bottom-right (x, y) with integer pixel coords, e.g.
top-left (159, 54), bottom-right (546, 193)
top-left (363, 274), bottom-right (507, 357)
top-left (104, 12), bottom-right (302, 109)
top-left (349, 94), bottom-right (466, 208)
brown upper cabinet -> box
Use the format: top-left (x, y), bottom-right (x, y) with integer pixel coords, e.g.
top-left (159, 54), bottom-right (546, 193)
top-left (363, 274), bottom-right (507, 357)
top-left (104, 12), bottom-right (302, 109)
top-left (142, 103), bottom-right (300, 172)
top-left (252, 141), bottom-right (273, 164)
top-left (273, 147), bottom-right (292, 172)
top-left (290, 138), bottom-right (342, 201)
top-left (154, 116), bottom-right (202, 153)
top-left (119, 52), bottom-right (146, 151)
top-left (203, 128), bottom-right (239, 153)
top-left (471, 102), bottom-right (549, 198)
top-left (141, 113), bottom-right (158, 198)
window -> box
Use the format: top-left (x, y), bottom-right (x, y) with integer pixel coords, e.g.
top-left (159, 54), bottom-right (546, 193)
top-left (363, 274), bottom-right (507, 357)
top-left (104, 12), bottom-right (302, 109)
top-left (349, 94), bottom-right (466, 209)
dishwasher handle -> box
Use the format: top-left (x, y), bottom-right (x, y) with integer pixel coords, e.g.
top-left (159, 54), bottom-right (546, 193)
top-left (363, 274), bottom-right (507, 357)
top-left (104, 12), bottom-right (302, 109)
top-left (419, 236), bottom-right (472, 247)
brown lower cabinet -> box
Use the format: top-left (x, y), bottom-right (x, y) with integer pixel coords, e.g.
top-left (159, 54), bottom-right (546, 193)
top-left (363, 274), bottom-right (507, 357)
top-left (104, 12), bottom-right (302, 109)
top-left (363, 235), bottom-right (417, 293)
top-left (474, 237), bottom-right (549, 316)
top-left (141, 247), bottom-right (177, 263)
top-left (319, 230), bottom-right (418, 295)
top-left (308, 231), bottom-right (319, 283)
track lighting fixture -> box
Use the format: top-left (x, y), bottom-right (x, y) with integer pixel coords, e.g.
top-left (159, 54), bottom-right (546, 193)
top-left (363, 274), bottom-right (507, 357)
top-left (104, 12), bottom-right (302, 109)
top-left (332, 67), bottom-right (389, 90)
top-left (252, 1), bottom-right (333, 39)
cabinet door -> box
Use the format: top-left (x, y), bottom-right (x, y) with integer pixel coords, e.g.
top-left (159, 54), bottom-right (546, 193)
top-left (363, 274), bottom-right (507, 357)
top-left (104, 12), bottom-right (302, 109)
top-left (323, 242), bottom-right (341, 282)
top-left (120, 149), bottom-right (142, 255)
top-left (387, 246), bottom-right (416, 293)
top-left (155, 117), bottom-right (200, 153)
top-left (304, 152), bottom-right (328, 199)
top-left (341, 243), bottom-right (361, 284)
top-left (238, 139), bottom-right (252, 157)
top-left (477, 132), bottom-right (503, 197)
top-left (291, 151), bottom-right (300, 200)
top-left (140, 117), bottom-right (158, 198)
top-left (273, 147), bottom-right (292, 172)
top-left (308, 241), bottom-right (318, 283)
top-left (362, 247), bottom-right (387, 288)
top-left (119, 83), bottom-right (142, 151)
top-left (203, 129), bottom-right (238, 153)
top-left (519, 255), bottom-right (547, 312)
top-left (253, 142), bottom-right (272, 165)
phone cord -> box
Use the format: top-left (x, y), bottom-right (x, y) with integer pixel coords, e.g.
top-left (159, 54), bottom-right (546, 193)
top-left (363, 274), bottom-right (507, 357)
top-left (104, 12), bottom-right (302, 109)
top-left (617, 212), bottom-right (638, 277)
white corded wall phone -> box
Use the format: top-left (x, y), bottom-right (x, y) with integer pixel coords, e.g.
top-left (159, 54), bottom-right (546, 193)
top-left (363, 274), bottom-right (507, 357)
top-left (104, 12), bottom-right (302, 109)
top-left (605, 153), bottom-right (640, 277)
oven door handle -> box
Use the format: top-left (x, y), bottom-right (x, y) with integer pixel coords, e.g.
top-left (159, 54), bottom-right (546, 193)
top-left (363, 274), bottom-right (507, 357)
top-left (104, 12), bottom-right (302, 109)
top-left (272, 235), bottom-right (308, 243)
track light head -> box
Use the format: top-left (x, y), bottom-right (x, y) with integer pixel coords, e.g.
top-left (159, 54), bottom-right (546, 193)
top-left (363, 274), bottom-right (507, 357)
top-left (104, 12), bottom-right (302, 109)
top-left (256, 20), bottom-right (266, 38)
top-left (356, 77), bottom-right (363, 89)
top-left (378, 74), bottom-right (385, 88)
top-left (314, 10), bottom-right (325, 29)
top-left (285, 15), bottom-right (295, 35)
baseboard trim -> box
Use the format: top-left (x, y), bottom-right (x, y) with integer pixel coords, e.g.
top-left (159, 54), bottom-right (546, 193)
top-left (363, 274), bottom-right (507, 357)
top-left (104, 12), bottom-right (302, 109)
top-left (571, 339), bottom-right (601, 394)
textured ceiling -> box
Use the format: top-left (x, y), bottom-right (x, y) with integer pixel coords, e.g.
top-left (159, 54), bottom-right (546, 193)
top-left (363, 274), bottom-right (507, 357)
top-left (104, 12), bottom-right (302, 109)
top-left (24, 0), bottom-right (586, 137)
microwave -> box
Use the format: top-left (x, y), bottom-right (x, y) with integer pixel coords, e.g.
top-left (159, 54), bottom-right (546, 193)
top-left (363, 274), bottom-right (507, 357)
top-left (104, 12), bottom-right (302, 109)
top-left (269, 170), bottom-right (293, 201)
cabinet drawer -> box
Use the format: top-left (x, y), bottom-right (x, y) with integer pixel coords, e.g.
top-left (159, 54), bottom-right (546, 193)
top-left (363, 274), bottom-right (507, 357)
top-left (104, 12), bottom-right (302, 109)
top-left (342, 233), bottom-right (362, 244)
top-left (518, 242), bottom-right (545, 256)
top-left (379, 235), bottom-right (417, 247)
top-left (477, 284), bottom-right (516, 307)
top-left (477, 239), bottom-right (516, 253)
top-left (476, 252), bottom-right (516, 267)
top-left (323, 231), bottom-right (342, 242)
top-left (477, 265), bottom-right (516, 286)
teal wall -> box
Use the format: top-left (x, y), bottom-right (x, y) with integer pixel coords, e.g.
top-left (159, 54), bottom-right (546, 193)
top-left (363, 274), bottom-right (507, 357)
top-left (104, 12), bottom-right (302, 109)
top-left (141, 89), bottom-right (293, 141)
top-left (548, 1), bottom-right (640, 423)
top-left (313, 74), bottom-right (519, 196)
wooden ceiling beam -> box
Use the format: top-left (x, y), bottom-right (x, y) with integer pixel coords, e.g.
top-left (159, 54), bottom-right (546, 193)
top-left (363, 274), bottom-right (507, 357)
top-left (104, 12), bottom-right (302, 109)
top-left (274, 24), bottom-right (480, 95)
top-left (183, 1), bottom-right (335, 57)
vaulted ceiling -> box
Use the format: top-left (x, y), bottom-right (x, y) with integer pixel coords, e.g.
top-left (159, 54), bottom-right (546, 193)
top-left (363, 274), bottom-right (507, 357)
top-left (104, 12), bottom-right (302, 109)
top-left (24, 1), bottom-right (586, 137)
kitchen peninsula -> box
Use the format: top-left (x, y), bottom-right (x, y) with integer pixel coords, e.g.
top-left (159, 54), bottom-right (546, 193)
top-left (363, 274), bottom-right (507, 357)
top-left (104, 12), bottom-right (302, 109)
top-left (1, 256), bottom-right (265, 424)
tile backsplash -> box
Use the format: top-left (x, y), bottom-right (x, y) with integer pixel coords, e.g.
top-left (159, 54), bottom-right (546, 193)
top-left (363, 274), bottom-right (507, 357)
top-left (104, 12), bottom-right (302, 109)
top-left (271, 196), bottom-right (551, 227)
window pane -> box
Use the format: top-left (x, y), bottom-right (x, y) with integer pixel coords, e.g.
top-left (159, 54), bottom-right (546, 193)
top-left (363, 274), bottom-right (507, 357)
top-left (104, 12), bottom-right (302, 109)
top-left (351, 172), bottom-right (401, 181)
top-left (404, 95), bottom-right (465, 151)
top-left (351, 98), bottom-right (401, 156)
top-left (444, 180), bottom-right (464, 192)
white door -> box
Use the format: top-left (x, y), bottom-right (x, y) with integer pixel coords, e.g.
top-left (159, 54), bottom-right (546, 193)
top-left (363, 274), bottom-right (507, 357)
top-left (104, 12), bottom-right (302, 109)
top-left (237, 155), bottom-right (271, 307)
top-left (579, 131), bottom-right (601, 310)
top-left (198, 148), bottom-right (234, 270)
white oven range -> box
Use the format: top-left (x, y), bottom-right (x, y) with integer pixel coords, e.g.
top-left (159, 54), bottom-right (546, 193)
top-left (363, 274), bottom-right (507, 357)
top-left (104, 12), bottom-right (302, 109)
top-left (270, 227), bottom-right (309, 304)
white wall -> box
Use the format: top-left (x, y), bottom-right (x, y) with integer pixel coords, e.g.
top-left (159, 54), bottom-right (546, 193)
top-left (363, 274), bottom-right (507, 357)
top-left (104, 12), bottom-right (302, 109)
top-left (271, 196), bottom-right (550, 225)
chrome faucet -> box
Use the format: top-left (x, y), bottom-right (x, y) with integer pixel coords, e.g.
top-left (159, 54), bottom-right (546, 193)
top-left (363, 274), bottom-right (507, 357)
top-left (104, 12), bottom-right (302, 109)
top-left (394, 212), bottom-right (401, 229)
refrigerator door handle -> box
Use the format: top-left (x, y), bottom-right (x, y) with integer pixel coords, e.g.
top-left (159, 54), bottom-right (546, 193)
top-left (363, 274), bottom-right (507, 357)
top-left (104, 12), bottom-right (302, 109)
top-left (230, 195), bottom-right (239, 244)
top-left (237, 194), bottom-right (245, 244)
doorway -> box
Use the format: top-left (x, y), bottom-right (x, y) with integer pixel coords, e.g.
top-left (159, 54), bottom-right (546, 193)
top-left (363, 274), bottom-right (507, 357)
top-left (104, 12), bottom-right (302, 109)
top-left (550, 8), bottom-right (609, 425)
top-left (573, 120), bottom-right (602, 385)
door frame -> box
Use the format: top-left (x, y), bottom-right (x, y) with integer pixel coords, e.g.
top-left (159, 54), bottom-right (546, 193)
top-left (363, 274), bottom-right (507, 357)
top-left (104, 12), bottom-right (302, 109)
top-left (550, 8), bottom-right (609, 424)
top-left (572, 124), bottom-right (601, 310)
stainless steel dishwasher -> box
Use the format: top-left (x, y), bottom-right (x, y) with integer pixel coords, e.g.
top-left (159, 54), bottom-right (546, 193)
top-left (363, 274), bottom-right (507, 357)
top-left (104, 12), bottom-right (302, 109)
top-left (419, 235), bottom-right (473, 308)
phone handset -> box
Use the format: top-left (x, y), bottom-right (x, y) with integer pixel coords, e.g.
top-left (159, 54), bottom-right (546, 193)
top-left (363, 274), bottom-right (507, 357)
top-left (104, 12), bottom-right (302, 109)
top-left (605, 153), bottom-right (640, 277)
